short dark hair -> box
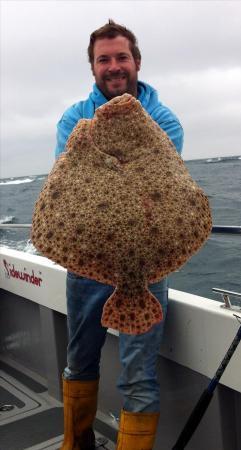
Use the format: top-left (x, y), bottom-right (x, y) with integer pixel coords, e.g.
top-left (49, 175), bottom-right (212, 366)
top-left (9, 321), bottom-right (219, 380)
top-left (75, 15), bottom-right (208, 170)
top-left (88, 19), bottom-right (141, 65)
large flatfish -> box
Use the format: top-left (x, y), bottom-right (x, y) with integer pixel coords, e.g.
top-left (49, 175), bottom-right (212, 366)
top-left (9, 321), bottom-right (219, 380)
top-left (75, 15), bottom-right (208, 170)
top-left (31, 94), bottom-right (212, 334)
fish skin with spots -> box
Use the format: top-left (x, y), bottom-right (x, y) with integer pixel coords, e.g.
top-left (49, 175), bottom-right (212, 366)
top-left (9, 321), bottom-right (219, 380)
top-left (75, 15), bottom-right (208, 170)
top-left (31, 94), bottom-right (212, 335)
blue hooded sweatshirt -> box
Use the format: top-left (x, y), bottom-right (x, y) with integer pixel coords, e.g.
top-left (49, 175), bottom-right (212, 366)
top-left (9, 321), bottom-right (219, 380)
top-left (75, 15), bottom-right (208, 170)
top-left (55, 81), bottom-right (184, 158)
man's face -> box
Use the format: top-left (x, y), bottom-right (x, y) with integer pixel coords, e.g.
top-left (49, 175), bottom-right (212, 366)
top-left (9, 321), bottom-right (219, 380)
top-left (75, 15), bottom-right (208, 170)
top-left (92, 35), bottom-right (141, 100)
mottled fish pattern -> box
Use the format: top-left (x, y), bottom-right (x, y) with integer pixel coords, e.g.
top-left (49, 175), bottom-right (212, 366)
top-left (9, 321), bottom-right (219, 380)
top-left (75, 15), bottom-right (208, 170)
top-left (31, 94), bottom-right (212, 334)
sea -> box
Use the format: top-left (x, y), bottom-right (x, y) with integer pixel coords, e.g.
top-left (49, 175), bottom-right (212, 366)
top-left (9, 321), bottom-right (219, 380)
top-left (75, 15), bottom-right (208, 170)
top-left (1, 155), bottom-right (241, 305)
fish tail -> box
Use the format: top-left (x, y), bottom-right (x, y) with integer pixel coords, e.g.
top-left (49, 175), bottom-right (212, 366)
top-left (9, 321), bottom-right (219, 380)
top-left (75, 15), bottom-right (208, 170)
top-left (101, 288), bottom-right (163, 335)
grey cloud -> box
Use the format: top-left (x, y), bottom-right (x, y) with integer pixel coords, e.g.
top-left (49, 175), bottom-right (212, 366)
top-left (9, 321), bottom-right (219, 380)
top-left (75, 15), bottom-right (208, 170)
top-left (1, 1), bottom-right (241, 177)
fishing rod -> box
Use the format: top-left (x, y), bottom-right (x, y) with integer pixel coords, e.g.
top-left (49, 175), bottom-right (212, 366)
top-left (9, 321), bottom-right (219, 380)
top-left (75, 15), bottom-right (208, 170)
top-left (172, 314), bottom-right (241, 450)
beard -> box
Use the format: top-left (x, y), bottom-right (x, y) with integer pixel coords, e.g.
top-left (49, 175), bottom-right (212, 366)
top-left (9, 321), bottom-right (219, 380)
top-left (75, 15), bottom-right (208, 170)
top-left (96, 70), bottom-right (138, 100)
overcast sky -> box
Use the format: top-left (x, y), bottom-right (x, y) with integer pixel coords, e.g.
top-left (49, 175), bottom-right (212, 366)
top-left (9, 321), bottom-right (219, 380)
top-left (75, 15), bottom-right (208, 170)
top-left (1, 0), bottom-right (241, 178)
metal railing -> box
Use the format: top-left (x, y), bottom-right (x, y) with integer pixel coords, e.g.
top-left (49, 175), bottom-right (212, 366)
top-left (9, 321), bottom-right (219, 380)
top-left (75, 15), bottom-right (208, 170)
top-left (0, 224), bottom-right (240, 233)
top-left (212, 288), bottom-right (241, 312)
top-left (0, 224), bottom-right (32, 229)
top-left (211, 225), bottom-right (241, 234)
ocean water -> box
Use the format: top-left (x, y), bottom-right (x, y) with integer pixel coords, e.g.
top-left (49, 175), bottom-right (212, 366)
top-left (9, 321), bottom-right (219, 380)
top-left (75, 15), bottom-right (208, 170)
top-left (1, 156), bottom-right (241, 304)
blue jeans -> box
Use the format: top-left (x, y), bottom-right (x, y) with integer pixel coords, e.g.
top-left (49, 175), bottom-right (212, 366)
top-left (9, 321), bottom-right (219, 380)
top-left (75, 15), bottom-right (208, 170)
top-left (64, 272), bottom-right (168, 413)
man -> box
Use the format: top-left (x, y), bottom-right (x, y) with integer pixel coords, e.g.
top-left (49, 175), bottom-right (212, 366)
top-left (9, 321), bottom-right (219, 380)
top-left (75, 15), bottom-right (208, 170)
top-left (56, 20), bottom-right (183, 450)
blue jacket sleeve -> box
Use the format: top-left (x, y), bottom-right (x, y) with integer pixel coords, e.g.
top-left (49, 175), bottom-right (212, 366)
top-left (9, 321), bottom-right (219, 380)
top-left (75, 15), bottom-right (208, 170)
top-left (151, 106), bottom-right (184, 155)
top-left (54, 103), bottom-right (83, 159)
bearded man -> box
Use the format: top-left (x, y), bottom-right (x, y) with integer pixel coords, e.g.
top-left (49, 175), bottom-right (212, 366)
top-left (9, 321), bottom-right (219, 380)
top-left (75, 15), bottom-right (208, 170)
top-left (55, 19), bottom-right (183, 450)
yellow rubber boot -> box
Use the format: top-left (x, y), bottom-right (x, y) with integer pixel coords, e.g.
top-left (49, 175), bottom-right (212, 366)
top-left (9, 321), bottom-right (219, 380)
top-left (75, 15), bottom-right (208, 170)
top-left (116, 409), bottom-right (160, 450)
top-left (60, 378), bottom-right (99, 450)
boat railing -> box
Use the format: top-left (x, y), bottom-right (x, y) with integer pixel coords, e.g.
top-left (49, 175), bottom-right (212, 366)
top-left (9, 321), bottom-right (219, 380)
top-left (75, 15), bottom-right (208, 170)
top-left (212, 288), bottom-right (241, 312)
top-left (0, 224), bottom-right (241, 233)
top-left (211, 225), bottom-right (241, 234)
top-left (0, 224), bottom-right (32, 229)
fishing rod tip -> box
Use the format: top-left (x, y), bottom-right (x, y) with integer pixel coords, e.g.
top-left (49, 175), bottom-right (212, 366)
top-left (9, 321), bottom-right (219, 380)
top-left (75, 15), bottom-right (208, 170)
top-left (233, 314), bottom-right (241, 324)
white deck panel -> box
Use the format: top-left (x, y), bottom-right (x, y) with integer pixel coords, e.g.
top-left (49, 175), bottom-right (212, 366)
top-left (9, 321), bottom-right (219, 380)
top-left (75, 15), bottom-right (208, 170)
top-left (0, 246), bottom-right (67, 314)
top-left (161, 289), bottom-right (241, 393)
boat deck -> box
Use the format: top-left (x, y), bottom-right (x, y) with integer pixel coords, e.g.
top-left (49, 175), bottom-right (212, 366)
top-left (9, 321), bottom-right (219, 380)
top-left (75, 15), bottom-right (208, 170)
top-left (0, 358), bottom-right (116, 450)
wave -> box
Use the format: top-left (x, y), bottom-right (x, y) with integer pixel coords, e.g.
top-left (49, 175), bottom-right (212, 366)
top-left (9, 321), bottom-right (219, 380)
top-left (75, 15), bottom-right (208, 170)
top-left (0, 215), bottom-right (15, 224)
top-left (23, 240), bottom-right (39, 254)
top-left (205, 155), bottom-right (241, 164)
top-left (206, 157), bottom-right (222, 163)
top-left (0, 177), bottom-right (36, 186)
top-left (0, 239), bottom-right (38, 254)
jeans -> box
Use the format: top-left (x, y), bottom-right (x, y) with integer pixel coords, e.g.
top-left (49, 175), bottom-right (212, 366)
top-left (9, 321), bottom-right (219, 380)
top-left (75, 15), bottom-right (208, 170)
top-left (64, 272), bottom-right (168, 413)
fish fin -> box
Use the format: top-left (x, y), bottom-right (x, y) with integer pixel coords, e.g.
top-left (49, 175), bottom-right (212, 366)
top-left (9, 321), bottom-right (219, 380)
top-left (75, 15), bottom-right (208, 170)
top-left (101, 288), bottom-right (163, 335)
